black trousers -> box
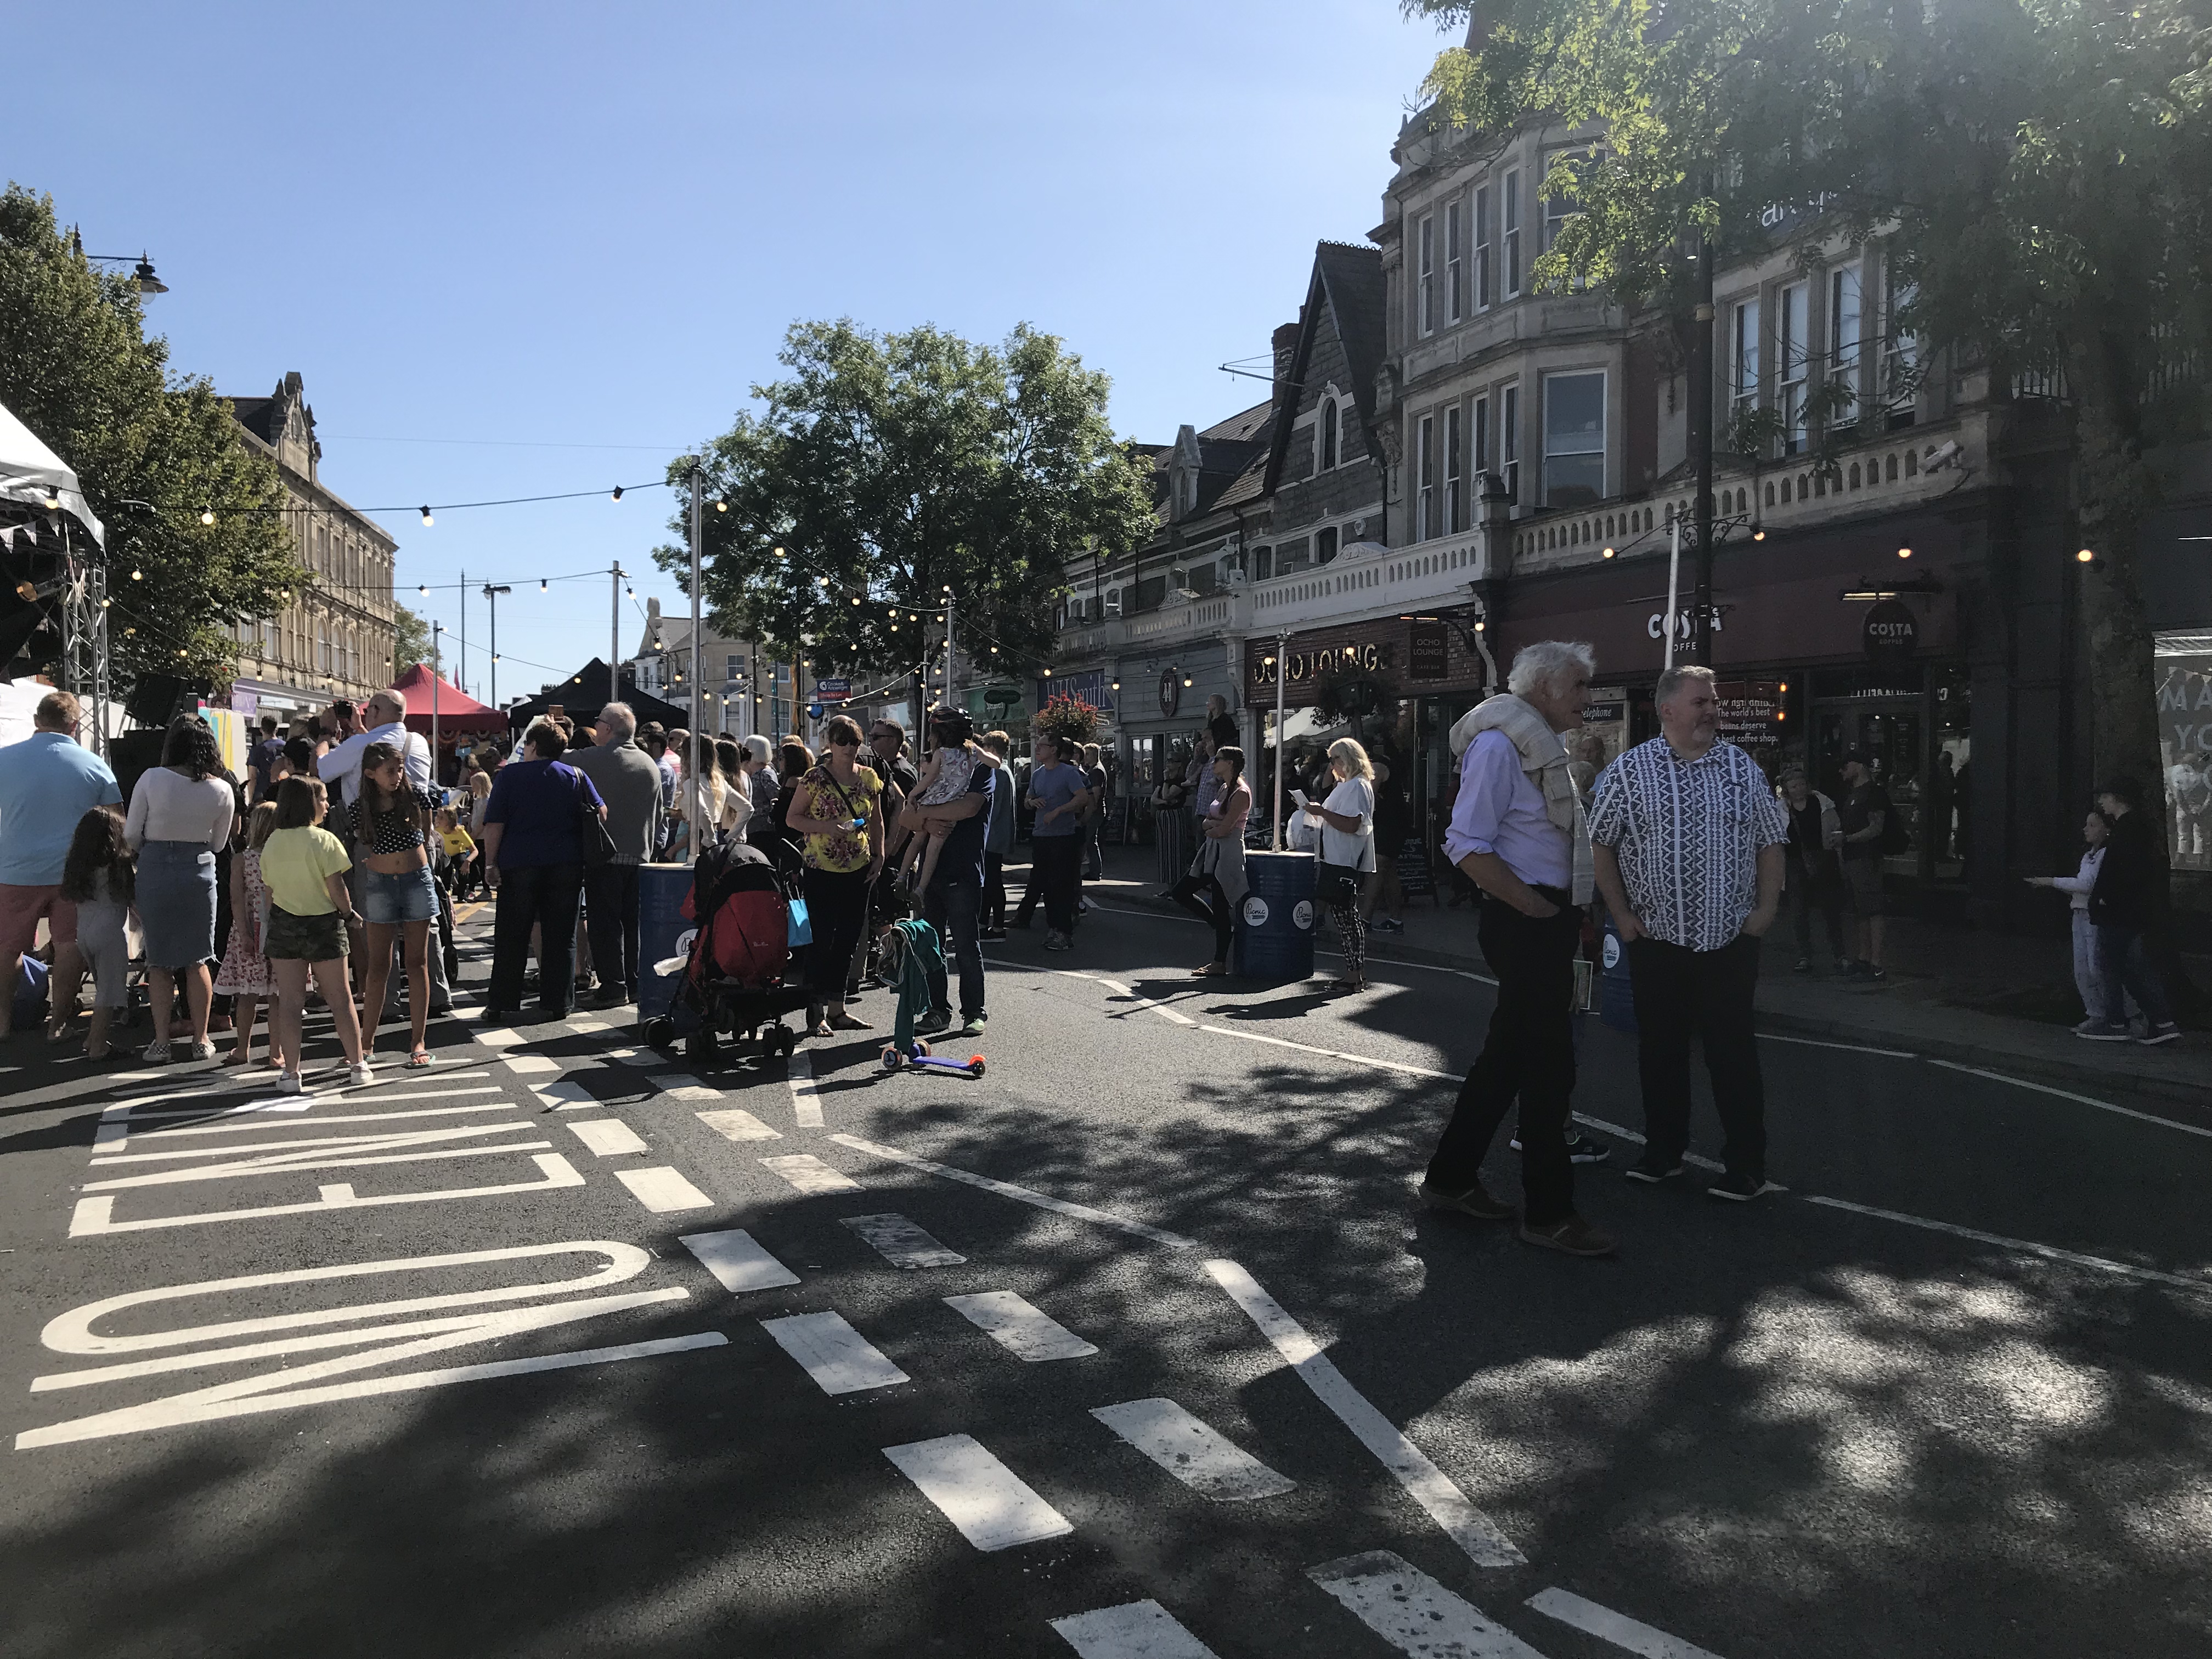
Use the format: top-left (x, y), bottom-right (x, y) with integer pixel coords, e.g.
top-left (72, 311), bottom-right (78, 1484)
top-left (1171, 871), bottom-right (1233, 961)
top-left (1029, 835), bottom-right (1083, 933)
top-left (583, 862), bottom-right (642, 997)
top-left (984, 852), bottom-right (1007, 929)
top-left (489, 862), bottom-right (583, 1016)
top-left (1424, 894), bottom-right (1580, 1226)
top-left (1788, 878), bottom-right (1846, 960)
top-left (1625, 932), bottom-right (1767, 1182)
top-left (803, 866), bottom-right (874, 1007)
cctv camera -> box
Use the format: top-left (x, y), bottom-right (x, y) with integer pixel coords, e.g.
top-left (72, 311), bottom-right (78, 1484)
top-left (1923, 439), bottom-right (1961, 472)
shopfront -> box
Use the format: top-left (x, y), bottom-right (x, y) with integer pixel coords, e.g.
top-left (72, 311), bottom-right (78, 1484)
top-left (1113, 648), bottom-right (1235, 844)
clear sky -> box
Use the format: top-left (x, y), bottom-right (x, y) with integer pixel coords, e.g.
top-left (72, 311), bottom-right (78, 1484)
top-left (15, 1), bottom-right (1454, 701)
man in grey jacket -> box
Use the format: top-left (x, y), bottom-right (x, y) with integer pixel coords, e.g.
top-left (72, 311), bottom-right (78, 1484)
top-left (570, 702), bottom-right (665, 1008)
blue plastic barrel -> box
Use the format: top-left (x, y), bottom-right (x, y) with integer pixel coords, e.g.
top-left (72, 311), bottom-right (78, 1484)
top-left (636, 862), bottom-right (695, 1019)
top-left (1234, 850), bottom-right (1319, 981)
top-left (1598, 913), bottom-right (1638, 1032)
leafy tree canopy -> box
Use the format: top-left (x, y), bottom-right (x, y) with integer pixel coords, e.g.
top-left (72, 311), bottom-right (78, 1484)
top-left (657, 320), bottom-right (1155, 680)
top-left (391, 602), bottom-right (432, 680)
top-left (0, 184), bottom-right (307, 687)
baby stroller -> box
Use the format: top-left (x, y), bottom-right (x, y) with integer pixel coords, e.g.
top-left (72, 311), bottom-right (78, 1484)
top-left (647, 838), bottom-right (812, 1063)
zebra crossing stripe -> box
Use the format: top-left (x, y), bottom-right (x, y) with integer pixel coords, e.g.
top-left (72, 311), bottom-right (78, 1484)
top-left (1089, 1398), bottom-right (1296, 1502)
top-left (762, 1312), bottom-right (908, 1395)
top-left (760, 1154), bottom-right (861, 1194)
top-left (882, 1433), bottom-right (1072, 1550)
top-left (1307, 1552), bottom-right (1547, 1658)
top-left (1049, 1600), bottom-right (1219, 1658)
top-left (695, 1108), bottom-right (782, 1142)
top-left (1525, 1588), bottom-right (1726, 1658)
top-left (566, 1120), bottom-right (648, 1158)
top-left (943, 1291), bottom-right (1097, 1362)
top-left (840, 1213), bottom-right (965, 1268)
top-left (681, 1229), bottom-right (800, 1294)
top-left (615, 1166), bottom-right (714, 1213)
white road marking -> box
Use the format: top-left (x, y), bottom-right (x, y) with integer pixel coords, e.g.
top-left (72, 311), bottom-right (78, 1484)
top-left (680, 1229), bottom-right (800, 1293)
top-left (882, 1433), bottom-right (1074, 1550)
top-left (1200, 1024), bottom-right (1455, 1081)
top-left (1923, 1057), bottom-right (2212, 1139)
top-left (786, 1049), bottom-right (824, 1127)
top-left (1092, 977), bottom-right (1200, 1028)
top-left (830, 1135), bottom-right (1196, 1249)
top-left (1049, 1600), bottom-right (1220, 1658)
top-left (1526, 1588), bottom-right (1724, 1658)
top-left (501, 1054), bottom-right (562, 1076)
top-left (1204, 1259), bottom-right (1524, 1568)
top-left (841, 1212), bottom-right (966, 1268)
top-left (567, 1014), bottom-right (612, 1032)
top-left (472, 1028), bottom-right (527, 1048)
top-left (1804, 1194), bottom-right (2212, 1295)
top-left (1307, 1551), bottom-right (1546, 1657)
top-left (1760, 1031), bottom-right (1917, 1058)
top-left (566, 1120), bottom-right (649, 1158)
top-left (83, 1122), bottom-right (548, 1182)
top-left (69, 1154), bottom-right (586, 1236)
top-left (760, 1154), bottom-right (862, 1194)
top-left (614, 1166), bottom-right (714, 1213)
top-left (944, 1291), bottom-right (1098, 1362)
top-left (1566, 1114), bottom-right (1728, 1175)
top-left (761, 1311), bottom-right (909, 1393)
top-left (534, 1080), bottom-right (601, 1111)
top-left (1090, 1397), bottom-right (1296, 1501)
top-left (695, 1108), bottom-right (782, 1142)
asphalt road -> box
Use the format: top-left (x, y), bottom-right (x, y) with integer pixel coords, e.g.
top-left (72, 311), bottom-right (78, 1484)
top-left (2, 883), bottom-right (2209, 1659)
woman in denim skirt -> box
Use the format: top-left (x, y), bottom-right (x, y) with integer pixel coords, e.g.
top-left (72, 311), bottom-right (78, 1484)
top-left (122, 715), bottom-right (238, 1063)
top-left (352, 740), bottom-right (444, 1067)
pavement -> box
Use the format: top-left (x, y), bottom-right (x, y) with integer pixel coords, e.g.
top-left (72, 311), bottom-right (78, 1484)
top-left (2, 884), bottom-right (2209, 1658)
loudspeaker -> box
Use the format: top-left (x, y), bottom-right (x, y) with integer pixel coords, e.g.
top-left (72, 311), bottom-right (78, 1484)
top-left (108, 729), bottom-right (168, 803)
top-left (125, 674), bottom-right (211, 729)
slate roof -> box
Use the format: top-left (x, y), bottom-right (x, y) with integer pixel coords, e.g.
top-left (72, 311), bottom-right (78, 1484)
top-left (228, 397), bottom-right (279, 445)
top-left (1263, 242), bottom-right (1387, 498)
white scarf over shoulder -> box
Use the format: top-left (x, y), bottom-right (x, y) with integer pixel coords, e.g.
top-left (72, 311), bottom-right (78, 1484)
top-left (1449, 693), bottom-right (1595, 904)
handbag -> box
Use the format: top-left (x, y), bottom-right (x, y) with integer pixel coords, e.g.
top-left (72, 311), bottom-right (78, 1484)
top-left (572, 769), bottom-right (618, 867)
top-left (1314, 859), bottom-right (1366, 903)
top-left (787, 895), bottom-right (815, 947)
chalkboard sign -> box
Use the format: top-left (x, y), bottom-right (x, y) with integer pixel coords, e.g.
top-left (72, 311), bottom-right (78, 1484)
top-left (1395, 834), bottom-right (1435, 899)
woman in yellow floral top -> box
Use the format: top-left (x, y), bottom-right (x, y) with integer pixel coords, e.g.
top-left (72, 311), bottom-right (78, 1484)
top-left (786, 714), bottom-right (884, 1036)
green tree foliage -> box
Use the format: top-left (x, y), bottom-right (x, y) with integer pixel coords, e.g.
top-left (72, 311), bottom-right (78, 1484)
top-left (658, 320), bottom-right (1155, 680)
top-left (1404, 0), bottom-right (2212, 798)
top-left (390, 603), bottom-right (432, 680)
top-left (0, 185), bottom-right (308, 687)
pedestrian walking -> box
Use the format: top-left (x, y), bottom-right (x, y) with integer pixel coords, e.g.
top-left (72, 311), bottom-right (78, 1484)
top-left (1081, 742), bottom-right (1109, 881)
top-left (1419, 642), bottom-right (1613, 1255)
top-left (213, 801), bottom-right (281, 1069)
top-left (1020, 733), bottom-right (1092, 950)
top-left (259, 776), bottom-right (370, 1093)
top-left (0, 690), bottom-right (122, 1041)
top-left (1590, 664), bottom-right (1790, 1201)
top-left (1308, 738), bottom-right (1376, 995)
top-left (912, 706), bottom-right (997, 1037)
top-left (1172, 744), bottom-right (1250, 975)
top-left (125, 714), bottom-right (238, 1064)
top-left (480, 721), bottom-right (607, 1022)
top-left (350, 741), bottom-right (443, 1068)
top-left (787, 714), bottom-right (885, 1036)
top-left (980, 729), bottom-right (1015, 939)
top-left (48, 805), bottom-right (136, 1063)
top-left (569, 702), bottom-right (665, 1008)
top-left (1777, 765), bottom-right (1849, 974)
top-left (2075, 776), bottom-right (2181, 1045)
top-left (2027, 808), bottom-right (2140, 1025)
top-left (1835, 748), bottom-right (1892, 980)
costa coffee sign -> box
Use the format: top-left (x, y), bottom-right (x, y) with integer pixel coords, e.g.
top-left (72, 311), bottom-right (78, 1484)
top-left (1862, 597), bottom-right (1918, 661)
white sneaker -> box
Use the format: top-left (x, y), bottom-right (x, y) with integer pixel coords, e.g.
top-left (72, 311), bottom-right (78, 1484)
top-left (142, 1039), bottom-right (171, 1064)
top-left (276, 1072), bottom-right (304, 1094)
top-left (346, 1061), bottom-right (374, 1087)
top-left (189, 1039), bottom-right (219, 1062)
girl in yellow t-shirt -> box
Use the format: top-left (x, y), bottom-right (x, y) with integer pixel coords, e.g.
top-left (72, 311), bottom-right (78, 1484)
top-left (785, 715), bottom-right (884, 1036)
top-left (260, 776), bottom-right (370, 1094)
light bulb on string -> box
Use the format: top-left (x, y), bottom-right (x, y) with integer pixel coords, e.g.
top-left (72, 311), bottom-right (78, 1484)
top-left (131, 568), bottom-right (142, 580)
top-left (419, 506), bottom-right (433, 527)
top-left (199, 507), bottom-right (215, 526)
top-left (611, 486), bottom-right (624, 503)
top-left (714, 501), bottom-right (727, 514)
top-left (540, 579), bottom-right (548, 591)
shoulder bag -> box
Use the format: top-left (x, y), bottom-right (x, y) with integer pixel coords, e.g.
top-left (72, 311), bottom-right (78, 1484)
top-left (571, 768), bottom-right (618, 867)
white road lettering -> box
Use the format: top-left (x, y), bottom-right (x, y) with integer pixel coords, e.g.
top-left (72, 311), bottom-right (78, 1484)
top-left (69, 1153), bottom-right (586, 1237)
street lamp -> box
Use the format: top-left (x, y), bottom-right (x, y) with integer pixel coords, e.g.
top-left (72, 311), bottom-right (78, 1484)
top-left (70, 229), bottom-right (168, 295)
top-left (482, 583), bottom-right (512, 709)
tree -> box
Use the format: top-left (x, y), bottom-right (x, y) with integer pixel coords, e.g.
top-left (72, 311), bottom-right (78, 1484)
top-left (391, 603), bottom-right (432, 681)
top-left (0, 185), bottom-right (308, 690)
top-left (657, 320), bottom-right (1155, 687)
top-left (1404, 0), bottom-right (2212, 827)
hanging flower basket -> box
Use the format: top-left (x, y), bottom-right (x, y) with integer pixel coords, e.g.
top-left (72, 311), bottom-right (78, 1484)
top-left (1034, 692), bottom-right (1100, 748)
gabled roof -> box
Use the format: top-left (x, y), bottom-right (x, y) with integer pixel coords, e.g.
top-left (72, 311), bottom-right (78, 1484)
top-left (1143, 401), bottom-right (1277, 525)
top-left (1263, 242), bottom-right (1387, 498)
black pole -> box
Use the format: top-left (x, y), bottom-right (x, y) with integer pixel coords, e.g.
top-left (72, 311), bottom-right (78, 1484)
top-left (1689, 233), bottom-right (1717, 664)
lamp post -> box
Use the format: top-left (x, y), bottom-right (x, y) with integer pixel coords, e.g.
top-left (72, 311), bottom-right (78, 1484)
top-left (431, 622), bottom-right (443, 782)
top-left (482, 583), bottom-right (512, 713)
top-left (70, 230), bottom-right (168, 295)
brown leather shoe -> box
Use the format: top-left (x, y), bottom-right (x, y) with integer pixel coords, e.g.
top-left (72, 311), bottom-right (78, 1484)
top-left (1519, 1214), bottom-right (1618, 1256)
top-left (1418, 1179), bottom-right (1514, 1222)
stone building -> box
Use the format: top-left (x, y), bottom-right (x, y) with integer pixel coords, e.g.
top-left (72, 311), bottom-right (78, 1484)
top-left (223, 373), bottom-right (398, 719)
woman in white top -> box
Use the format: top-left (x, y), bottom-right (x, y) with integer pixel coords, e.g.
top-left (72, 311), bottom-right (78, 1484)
top-left (2027, 808), bottom-right (2139, 1023)
top-left (1310, 736), bottom-right (1377, 995)
top-left (123, 714), bottom-right (239, 1062)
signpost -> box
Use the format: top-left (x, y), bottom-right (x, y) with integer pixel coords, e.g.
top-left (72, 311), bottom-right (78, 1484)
top-left (815, 677), bottom-right (850, 703)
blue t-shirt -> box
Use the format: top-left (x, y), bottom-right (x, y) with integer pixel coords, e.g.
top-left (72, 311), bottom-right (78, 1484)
top-left (483, 759), bottom-right (605, 868)
top-left (0, 731), bottom-right (122, 887)
top-left (926, 758), bottom-right (997, 890)
top-left (1028, 761), bottom-right (1088, 838)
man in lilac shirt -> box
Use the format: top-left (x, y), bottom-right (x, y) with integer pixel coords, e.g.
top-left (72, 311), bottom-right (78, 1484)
top-left (1419, 641), bottom-right (1614, 1257)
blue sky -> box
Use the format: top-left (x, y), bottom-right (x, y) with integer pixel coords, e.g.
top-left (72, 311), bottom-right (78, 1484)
top-left (16, 1), bottom-right (1453, 699)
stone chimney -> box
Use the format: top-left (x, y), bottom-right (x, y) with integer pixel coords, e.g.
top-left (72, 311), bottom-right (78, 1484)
top-left (1272, 320), bottom-right (1300, 388)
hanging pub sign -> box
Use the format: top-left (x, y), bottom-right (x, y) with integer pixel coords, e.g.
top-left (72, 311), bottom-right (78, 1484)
top-left (1863, 597), bottom-right (1918, 661)
top-left (1408, 622), bottom-right (1451, 681)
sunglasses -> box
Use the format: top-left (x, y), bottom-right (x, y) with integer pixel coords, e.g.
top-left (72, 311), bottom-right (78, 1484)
top-left (831, 733), bottom-right (862, 748)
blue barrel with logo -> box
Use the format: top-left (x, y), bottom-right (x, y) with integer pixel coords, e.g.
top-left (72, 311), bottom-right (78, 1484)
top-left (1234, 850), bottom-right (1318, 981)
top-left (1598, 913), bottom-right (1638, 1032)
top-left (636, 862), bottom-right (696, 1019)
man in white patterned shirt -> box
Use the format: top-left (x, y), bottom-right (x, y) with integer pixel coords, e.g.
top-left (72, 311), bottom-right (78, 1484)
top-left (1588, 664), bottom-right (1790, 1200)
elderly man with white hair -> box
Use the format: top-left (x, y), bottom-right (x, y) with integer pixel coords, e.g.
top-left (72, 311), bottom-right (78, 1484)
top-left (1420, 640), bottom-right (1615, 1258)
top-left (1589, 663), bottom-right (1791, 1201)
top-left (568, 701), bottom-right (666, 1008)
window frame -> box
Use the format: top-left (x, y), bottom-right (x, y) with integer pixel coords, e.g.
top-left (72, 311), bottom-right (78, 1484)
top-left (1778, 280), bottom-right (1810, 454)
top-left (1417, 413), bottom-right (1437, 541)
top-left (1474, 184), bottom-right (1493, 311)
top-left (1418, 213), bottom-right (1437, 336)
top-left (1474, 393), bottom-right (1492, 484)
top-left (1319, 397), bottom-right (1339, 471)
top-left (1446, 403), bottom-right (1466, 533)
top-left (1316, 526), bottom-right (1340, 566)
top-left (1446, 200), bottom-right (1464, 323)
top-left (1730, 297), bottom-right (1761, 427)
top-left (1501, 383), bottom-right (1521, 502)
top-left (1502, 170), bottom-right (1522, 299)
top-left (1540, 369), bottom-right (1608, 510)
top-left (1829, 264), bottom-right (1863, 428)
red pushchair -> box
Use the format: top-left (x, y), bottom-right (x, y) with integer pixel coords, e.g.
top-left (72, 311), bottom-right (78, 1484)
top-left (647, 839), bottom-right (812, 1063)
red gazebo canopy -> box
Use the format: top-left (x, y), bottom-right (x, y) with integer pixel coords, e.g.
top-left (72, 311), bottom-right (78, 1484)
top-left (389, 662), bottom-right (506, 735)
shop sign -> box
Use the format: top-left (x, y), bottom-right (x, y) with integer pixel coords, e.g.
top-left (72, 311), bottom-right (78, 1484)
top-left (1250, 639), bottom-right (1391, 688)
top-left (1408, 622), bottom-right (1451, 681)
top-left (1713, 679), bottom-right (1785, 755)
top-left (1158, 669), bottom-right (1181, 719)
top-left (814, 677), bottom-right (850, 703)
top-left (1646, 606), bottom-right (1725, 641)
top-left (1035, 669), bottom-right (1115, 715)
top-left (1863, 598), bottom-right (1918, 661)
